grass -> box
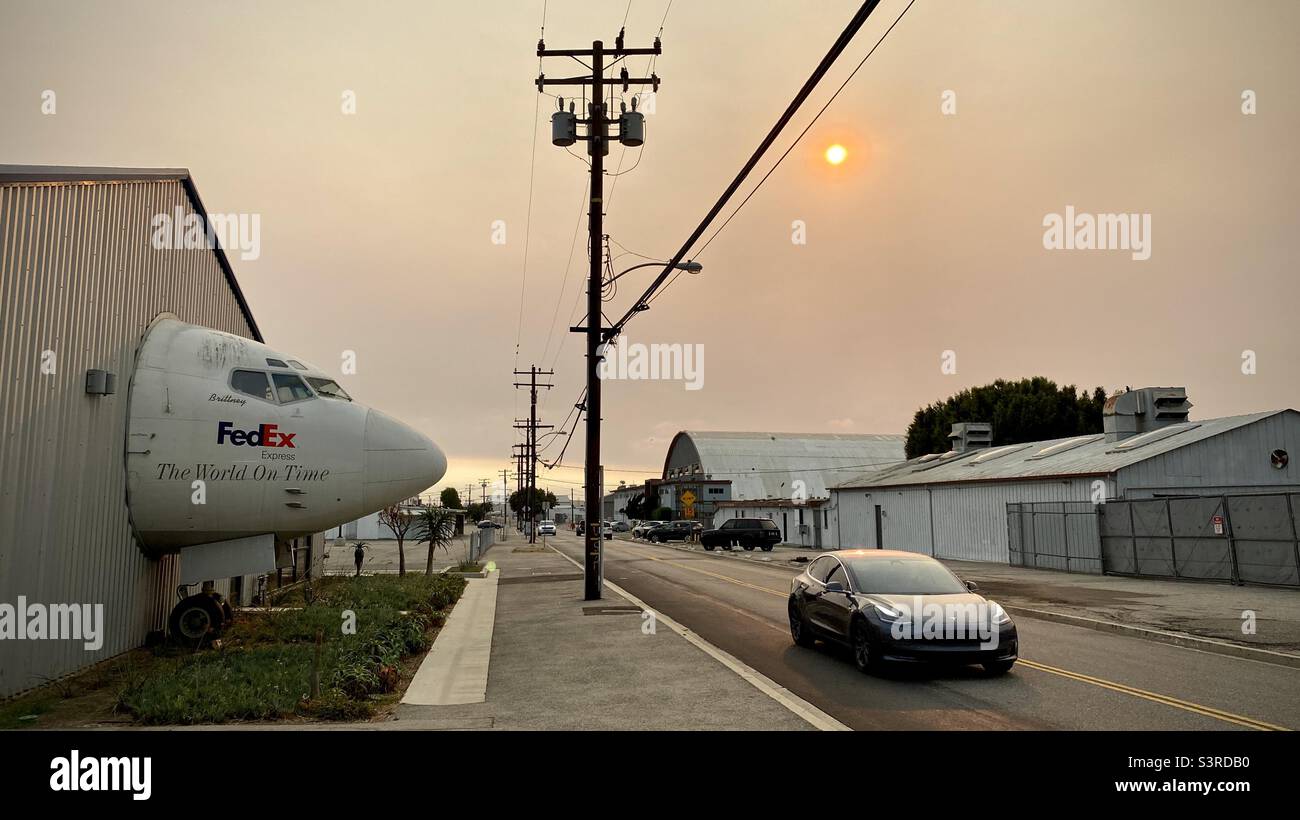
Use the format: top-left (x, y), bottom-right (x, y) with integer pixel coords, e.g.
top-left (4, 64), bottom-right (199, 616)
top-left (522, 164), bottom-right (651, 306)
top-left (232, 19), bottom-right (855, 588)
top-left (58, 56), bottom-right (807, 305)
top-left (0, 573), bottom-right (467, 728)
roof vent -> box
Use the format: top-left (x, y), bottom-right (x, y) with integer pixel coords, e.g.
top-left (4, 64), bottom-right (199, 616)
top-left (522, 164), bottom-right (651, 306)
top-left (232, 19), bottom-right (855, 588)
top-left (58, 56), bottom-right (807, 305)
top-left (948, 422), bottom-right (993, 453)
top-left (1103, 387), bottom-right (1192, 442)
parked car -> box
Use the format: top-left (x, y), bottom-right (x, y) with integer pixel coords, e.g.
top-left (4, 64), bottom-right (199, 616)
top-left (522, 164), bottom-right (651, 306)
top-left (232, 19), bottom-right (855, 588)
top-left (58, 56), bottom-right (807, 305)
top-left (538, 519), bottom-right (557, 536)
top-left (613, 521), bottom-right (630, 532)
top-left (645, 520), bottom-right (693, 543)
top-left (632, 521), bottom-right (658, 539)
top-left (602, 521), bottom-right (614, 539)
top-left (477, 520), bottom-right (504, 529)
top-left (788, 550), bottom-right (1018, 675)
top-left (700, 518), bottom-right (781, 552)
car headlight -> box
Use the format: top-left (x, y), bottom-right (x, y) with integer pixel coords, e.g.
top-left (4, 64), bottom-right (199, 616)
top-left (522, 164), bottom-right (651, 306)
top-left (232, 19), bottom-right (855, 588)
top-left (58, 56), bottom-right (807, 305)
top-left (872, 602), bottom-right (904, 623)
top-left (988, 601), bottom-right (1012, 625)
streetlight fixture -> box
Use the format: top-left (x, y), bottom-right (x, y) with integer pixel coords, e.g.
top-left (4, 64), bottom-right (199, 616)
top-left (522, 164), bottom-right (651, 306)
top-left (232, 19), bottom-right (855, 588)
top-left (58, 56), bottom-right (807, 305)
top-left (607, 259), bottom-right (702, 286)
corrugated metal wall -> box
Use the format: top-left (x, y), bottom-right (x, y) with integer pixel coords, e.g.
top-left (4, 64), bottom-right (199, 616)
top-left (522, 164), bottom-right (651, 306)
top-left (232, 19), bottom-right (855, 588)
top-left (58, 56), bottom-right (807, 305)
top-left (834, 478), bottom-right (1111, 562)
top-left (1117, 412), bottom-right (1300, 497)
top-left (0, 178), bottom-right (257, 697)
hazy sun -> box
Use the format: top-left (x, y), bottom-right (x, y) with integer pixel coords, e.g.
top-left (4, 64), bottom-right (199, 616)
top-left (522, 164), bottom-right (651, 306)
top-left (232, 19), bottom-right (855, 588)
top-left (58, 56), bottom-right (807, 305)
top-left (824, 144), bottom-right (848, 165)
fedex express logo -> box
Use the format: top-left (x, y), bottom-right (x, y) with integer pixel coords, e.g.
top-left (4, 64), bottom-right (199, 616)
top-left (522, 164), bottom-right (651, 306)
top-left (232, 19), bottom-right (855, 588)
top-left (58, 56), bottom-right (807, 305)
top-left (217, 421), bottom-right (296, 448)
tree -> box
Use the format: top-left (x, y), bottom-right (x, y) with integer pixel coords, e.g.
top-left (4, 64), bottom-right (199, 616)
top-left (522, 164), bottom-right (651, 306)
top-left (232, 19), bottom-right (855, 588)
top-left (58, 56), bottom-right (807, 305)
top-left (412, 506), bottom-right (456, 575)
top-left (439, 487), bottom-right (462, 509)
top-left (377, 504), bottom-right (417, 576)
top-left (466, 501), bottom-right (493, 523)
top-left (904, 378), bottom-right (1108, 458)
top-left (509, 488), bottom-right (551, 519)
top-left (625, 487), bottom-right (660, 520)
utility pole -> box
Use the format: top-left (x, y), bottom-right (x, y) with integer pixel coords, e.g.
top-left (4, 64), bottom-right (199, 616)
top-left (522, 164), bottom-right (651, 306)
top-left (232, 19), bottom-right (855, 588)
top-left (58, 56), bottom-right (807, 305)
top-left (512, 445), bottom-right (526, 530)
top-left (499, 468), bottom-right (510, 537)
top-left (514, 366), bottom-right (554, 543)
top-left (540, 30), bottom-right (660, 600)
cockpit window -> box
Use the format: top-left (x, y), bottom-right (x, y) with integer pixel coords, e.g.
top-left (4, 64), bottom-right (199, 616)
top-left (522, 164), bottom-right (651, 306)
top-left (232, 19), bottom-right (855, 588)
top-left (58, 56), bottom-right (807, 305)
top-left (272, 372), bottom-right (314, 403)
top-left (306, 377), bottom-right (352, 401)
top-left (287, 360), bottom-right (309, 370)
top-left (265, 358), bottom-right (289, 368)
top-left (231, 369), bottom-right (273, 402)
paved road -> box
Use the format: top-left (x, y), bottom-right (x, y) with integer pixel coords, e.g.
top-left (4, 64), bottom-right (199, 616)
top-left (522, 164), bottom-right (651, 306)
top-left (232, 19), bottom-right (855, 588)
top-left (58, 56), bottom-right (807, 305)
top-left (552, 533), bottom-right (1300, 731)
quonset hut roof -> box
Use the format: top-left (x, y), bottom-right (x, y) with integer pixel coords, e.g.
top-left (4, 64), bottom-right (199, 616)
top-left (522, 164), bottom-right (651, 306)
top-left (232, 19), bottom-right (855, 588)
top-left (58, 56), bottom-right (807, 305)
top-left (662, 431), bottom-right (906, 501)
top-left (834, 411), bottom-right (1290, 490)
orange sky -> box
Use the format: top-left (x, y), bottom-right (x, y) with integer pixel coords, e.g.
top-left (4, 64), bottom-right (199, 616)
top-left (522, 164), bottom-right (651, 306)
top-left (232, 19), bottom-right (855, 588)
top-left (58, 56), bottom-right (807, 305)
top-left (3, 0), bottom-right (1298, 498)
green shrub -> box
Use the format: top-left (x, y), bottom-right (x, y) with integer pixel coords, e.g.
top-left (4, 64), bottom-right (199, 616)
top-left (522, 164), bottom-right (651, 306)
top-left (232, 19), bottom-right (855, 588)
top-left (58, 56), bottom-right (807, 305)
top-left (300, 688), bottom-right (375, 721)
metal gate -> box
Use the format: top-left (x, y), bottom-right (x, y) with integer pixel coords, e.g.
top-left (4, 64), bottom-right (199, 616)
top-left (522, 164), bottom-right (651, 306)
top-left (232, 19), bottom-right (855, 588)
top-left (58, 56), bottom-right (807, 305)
top-left (1007, 501), bottom-right (1103, 574)
top-left (1098, 494), bottom-right (1300, 587)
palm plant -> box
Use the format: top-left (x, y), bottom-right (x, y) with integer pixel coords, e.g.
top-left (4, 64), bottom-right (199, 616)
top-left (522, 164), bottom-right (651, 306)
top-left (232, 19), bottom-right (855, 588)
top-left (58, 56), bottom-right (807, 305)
top-left (413, 507), bottom-right (456, 576)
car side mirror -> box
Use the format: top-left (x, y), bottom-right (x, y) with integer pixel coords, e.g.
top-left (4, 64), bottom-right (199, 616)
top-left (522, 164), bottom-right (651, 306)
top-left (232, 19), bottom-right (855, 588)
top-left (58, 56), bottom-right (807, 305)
top-left (964, 580), bottom-right (979, 591)
top-left (824, 581), bottom-right (846, 594)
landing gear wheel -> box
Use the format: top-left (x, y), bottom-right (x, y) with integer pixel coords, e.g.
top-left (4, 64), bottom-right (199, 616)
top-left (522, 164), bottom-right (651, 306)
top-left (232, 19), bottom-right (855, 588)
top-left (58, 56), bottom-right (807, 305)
top-left (169, 594), bottom-right (226, 648)
top-left (983, 659), bottom-right (1016, 676)
top-left (789, 601), bottom-right (816, 648)
top-left (852, 623), bottom-right (878, 674)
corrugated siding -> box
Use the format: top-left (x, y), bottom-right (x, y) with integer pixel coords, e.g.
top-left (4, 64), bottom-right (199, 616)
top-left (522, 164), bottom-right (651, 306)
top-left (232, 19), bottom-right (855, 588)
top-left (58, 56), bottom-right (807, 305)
top-left (0, 178), bottom-right (256, 697)
top-left (1117, 412), bottom-right (1300, 497)
top-left (834, 478), bottom-right (1111, 562)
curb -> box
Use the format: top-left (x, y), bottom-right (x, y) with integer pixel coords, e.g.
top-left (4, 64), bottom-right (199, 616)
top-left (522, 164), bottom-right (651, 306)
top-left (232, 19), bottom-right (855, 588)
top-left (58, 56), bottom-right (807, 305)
top-left (1004, 605), bottom-right (1300, 669)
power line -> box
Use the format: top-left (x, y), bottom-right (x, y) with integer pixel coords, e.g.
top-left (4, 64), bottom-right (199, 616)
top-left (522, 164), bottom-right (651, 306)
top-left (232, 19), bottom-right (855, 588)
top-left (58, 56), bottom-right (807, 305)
top-left (608, 0), bottom-right (890, 337)
top-left (694, 0), bottom-right (918, 260)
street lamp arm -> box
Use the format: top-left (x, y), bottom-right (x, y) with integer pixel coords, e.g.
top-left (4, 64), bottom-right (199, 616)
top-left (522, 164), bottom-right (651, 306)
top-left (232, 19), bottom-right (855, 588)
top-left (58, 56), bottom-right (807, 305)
top-left (607, 260), bottom-right (702, 285)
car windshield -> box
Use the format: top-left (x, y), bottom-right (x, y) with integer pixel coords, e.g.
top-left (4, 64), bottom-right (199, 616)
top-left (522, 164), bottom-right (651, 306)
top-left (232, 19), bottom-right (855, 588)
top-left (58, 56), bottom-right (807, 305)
top-left (843, 557), bottom-right (968, 595)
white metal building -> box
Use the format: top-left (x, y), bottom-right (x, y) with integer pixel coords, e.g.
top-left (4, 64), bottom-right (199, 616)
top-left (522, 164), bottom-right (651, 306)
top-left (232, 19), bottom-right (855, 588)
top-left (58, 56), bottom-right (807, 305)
top-left (830, 391), bottom-right (1300, 563)
top-left (657, 431), bottom-right (906, 542)
top-left (0, 166), bottom-right (322, 697)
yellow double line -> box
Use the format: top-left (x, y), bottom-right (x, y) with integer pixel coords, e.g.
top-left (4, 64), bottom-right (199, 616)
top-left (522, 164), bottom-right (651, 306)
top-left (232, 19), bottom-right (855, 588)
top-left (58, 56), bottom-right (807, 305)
top-left (628, 546), bottom-right (1289, 731)
top-left (1016, 659), bottom-right (1287, 731)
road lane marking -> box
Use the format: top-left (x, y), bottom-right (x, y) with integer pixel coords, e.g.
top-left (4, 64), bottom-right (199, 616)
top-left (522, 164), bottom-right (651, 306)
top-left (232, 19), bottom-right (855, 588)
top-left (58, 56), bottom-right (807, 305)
top-left (546, 542), bottom-right (850, 731)
top-left (614, 540), bottom-right (1293, 731)
top-left (1016, 659), bottom-right (1287, 731)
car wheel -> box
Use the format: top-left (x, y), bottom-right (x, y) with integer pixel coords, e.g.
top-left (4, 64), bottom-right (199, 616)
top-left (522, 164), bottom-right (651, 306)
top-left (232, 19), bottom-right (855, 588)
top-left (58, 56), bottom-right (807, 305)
top-left (789, 600), bottom-right (815, 648)
top-left (702, 542), bottom-right (715, 551)
top-left (983, 659), bottom-right (1016, 676)
top-left (851, 621), bottom-right (878, 674)
top-left (742, 543), bottom-right (755, 551)
top-left (760, 544), bottom-right (774, 552)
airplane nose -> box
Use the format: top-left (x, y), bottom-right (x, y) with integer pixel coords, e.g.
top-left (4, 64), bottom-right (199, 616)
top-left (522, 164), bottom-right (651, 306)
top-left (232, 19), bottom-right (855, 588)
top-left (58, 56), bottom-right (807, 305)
top-left (361, 408), bottom-right (448, 509)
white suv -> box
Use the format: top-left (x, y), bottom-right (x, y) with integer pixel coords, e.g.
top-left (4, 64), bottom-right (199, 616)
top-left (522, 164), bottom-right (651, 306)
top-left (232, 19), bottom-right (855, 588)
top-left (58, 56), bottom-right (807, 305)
top-left (538, 520), bottom-right (557, 536)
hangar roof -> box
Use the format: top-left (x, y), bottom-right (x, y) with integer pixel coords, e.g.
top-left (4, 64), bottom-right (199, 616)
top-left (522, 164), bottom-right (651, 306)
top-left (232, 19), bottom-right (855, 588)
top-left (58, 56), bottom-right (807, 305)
top-left (663, 431), bottom-right (906, 501)
top-left (834, 411), bottom-right (1289, 490)
top-left (0, 165), bottom-right (262, 341)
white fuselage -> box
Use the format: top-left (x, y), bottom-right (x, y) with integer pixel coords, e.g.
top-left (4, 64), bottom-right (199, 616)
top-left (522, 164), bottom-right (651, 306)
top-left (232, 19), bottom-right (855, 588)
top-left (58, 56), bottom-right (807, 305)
top-left (125, 317), bottom-right (446, 559)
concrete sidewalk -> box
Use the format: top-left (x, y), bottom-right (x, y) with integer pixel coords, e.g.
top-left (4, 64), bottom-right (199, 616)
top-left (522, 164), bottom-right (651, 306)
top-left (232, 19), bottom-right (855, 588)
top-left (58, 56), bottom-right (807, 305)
top-left (944, 559), bottom-right (1300, 659)
top-left (391, 536), bottom-right (818, 730)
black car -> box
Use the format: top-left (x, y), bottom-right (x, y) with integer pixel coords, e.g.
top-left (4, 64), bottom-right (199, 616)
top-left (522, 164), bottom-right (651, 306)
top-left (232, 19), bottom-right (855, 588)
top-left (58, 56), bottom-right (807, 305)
top-left (645, 521), bottom-right (693, 543)
top-left (788, 550), bottom-right (1018, 675)
top-left (700, 518), bottom-right (781, 551)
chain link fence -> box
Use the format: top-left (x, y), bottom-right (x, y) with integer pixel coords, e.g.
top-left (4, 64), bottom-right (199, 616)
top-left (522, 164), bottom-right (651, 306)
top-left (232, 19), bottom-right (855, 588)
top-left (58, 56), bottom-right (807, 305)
top-left (1007, 501), bottom-right (1104, 574)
